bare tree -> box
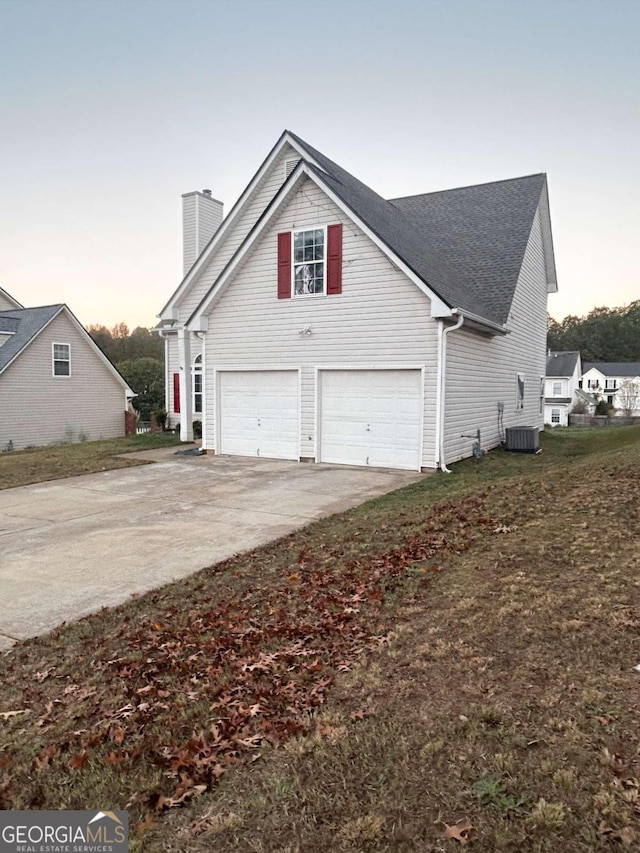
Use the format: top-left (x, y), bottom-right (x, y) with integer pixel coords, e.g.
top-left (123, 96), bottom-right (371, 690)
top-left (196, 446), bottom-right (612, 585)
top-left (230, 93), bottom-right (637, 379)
top-left (617, 378), bottom-right (640, 417)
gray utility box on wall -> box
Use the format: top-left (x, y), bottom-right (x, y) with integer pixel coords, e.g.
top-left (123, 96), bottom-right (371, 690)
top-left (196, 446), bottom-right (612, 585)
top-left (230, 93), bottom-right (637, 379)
top-left (505, 426), bottom-right (540, 453)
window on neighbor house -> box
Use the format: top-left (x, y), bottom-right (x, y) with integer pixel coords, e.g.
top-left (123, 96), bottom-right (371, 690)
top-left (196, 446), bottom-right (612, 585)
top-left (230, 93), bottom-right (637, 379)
top-left (293, 228), bottom-right (325, 295)
top-left (52, 343), bottom-right (70, 376)
top-left (192, 354), bottom-right (202, 414)
top-left (551, 409), bottom-right (561, 424)
top-left (605, 379), bottom-right (617, 390)
top-left (553, 381), bottom-right (562, 396)
top-left (516, 373), bottom-right (525, 410)
top-left (588, 379), bottom-right (600, 390)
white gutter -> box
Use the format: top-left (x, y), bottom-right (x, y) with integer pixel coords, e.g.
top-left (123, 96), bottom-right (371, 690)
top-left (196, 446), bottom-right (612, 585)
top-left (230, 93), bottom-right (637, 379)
top-left (436, 311), bottom-right (464, 473)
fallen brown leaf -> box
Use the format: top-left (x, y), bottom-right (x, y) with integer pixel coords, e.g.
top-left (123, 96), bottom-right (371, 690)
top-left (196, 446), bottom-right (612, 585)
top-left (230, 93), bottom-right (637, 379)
top-left (443, 819), bottom-right (474, 845)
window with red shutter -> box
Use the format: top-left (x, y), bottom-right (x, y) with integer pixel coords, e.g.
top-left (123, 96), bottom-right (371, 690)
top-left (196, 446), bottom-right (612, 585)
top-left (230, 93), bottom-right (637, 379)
top-left (278, 224), bottom-right (343, 298)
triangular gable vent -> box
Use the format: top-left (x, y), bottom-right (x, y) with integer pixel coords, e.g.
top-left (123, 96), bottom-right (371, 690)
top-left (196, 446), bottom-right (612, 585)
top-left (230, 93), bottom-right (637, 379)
top-left (284, 158), bottom-right (300, 179)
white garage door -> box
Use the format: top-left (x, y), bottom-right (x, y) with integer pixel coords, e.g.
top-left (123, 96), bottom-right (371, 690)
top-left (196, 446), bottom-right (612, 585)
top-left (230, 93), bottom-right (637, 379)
top-left (218, 371), bottom-right (299, 460)
top-left (319, 369), bottom-right (422, 470)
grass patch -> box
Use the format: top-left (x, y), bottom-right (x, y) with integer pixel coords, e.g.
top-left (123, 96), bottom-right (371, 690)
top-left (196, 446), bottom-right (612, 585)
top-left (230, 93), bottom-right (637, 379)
top-left (1, 425), bottom-right (639, 851)
top-left (0, 433), bottom-right (183, 489)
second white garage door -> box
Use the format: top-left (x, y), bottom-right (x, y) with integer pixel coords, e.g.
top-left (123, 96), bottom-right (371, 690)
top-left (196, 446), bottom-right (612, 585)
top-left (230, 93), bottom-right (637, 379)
top-left (218, 370), bottom-right (299, 460)
top-left (319, 369), bottom-right (422, 470)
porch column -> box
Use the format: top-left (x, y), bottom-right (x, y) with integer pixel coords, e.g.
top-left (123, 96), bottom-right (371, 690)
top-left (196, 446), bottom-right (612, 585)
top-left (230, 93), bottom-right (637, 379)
top-left (177, 327), bottom-right (193, 442)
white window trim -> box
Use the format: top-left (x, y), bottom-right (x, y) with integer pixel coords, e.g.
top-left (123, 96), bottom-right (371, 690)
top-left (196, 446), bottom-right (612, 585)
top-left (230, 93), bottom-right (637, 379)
top-left (551, 408), bottom-right (561, 424)
top-left (291, 225), bottom-right (327, 298)
top-left (52, 342), bottom-right (71, 377)
top-left (552, 381), bottom-right (563, 396)
top-left (192, 353), bottom-right (203, 415)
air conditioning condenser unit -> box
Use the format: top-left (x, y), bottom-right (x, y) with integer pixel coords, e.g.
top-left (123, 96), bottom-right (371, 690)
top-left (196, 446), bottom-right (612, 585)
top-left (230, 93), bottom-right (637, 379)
top-left (505, 426), bottom-right (540, 453)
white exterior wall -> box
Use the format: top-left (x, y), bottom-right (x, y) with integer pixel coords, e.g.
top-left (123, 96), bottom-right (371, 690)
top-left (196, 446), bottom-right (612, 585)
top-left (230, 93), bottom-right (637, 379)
top-left (544, 403), bottom-right (569, 427)
top-left (443, 207), bottom-right (548, 463)
top-left (582, 368), bottom-right (605, 392)
top-left (0, 311), bottom-right (127, 451)
top-left (202, 179), bottom-right (440, 467)
top-left (545, 377), bottom-right (568, 398)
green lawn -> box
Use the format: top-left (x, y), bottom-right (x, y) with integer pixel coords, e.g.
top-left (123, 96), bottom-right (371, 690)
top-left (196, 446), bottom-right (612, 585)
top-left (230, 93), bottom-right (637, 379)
top-left (1, 426), bottom-right (639, 851)
top-left (0, 433), bottom-right (183, 490)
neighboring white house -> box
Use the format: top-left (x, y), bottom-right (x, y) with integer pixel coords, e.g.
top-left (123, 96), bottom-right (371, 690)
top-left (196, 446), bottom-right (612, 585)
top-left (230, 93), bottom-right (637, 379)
top-left (581, 362), bottom-right (640, 416)
top-left (0, 289), bottom-right (134, 451)
top-left (157, 130), bottom-right (557, 471)
top-left (544, 350), bottom-right (586, 426)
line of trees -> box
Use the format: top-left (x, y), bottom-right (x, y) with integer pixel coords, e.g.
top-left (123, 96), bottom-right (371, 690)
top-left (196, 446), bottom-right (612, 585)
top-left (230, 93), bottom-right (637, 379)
top-left (88, 324), bottom-right (165, 421)
top-left (548, 302), bottom-right (640, 362)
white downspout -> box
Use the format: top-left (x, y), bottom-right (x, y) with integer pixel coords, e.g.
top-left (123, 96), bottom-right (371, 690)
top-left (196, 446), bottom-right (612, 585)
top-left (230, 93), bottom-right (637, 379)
top-left (438, 311), bottom-right (464, 473)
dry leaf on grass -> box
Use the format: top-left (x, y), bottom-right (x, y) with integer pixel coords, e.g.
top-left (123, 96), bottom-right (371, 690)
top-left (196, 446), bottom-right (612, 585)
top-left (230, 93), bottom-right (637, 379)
top-left (443, 818), bottom-right (474, 845)
top-left (0, 709), bottom-right (31, 719)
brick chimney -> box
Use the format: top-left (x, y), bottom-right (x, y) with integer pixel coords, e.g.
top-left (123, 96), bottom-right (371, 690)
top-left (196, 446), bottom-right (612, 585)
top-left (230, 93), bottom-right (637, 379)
top-left (182, 189), bottom-right (223, 276)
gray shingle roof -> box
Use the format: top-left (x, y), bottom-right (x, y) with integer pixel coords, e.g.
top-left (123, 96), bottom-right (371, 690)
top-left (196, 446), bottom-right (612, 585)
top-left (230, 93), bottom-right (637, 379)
top-left (0, 305), bottom-right (63, 373)
top-left (288, 131), bottom-right (547, 326)
top-left (583, 362), bottom-right (640, 377)
top-left (546, 351), bottom-right (580, 377)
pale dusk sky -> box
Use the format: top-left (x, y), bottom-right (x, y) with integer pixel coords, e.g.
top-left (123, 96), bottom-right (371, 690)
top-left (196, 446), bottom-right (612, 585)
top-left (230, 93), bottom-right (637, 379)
top-left (1, 0), bottom-right (638, 330)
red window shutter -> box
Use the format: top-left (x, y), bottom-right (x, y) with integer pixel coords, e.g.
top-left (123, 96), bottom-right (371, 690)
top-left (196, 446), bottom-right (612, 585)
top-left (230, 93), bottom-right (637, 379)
top-left (327, 224), bottom-right (343, 295)
top-left (173, 373), bottom-right (181, 413)
top-left (277, 231), bottom-right (292, 299)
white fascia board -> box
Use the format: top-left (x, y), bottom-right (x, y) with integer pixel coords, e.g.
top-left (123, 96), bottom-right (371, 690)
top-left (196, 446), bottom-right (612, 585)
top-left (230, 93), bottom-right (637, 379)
top-left (538, 184), bottom-right (558, 293)
top-left (159, 132), bottom-right (322, 321)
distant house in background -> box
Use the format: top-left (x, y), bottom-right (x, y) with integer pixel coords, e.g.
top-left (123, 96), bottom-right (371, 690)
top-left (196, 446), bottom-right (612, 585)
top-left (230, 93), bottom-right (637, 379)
top-left (544, 350), bottom-right (588, 426)
top-left (0, 288), bottom-right (134, 451)
top-left (581, 362), bottom-right (640, 416)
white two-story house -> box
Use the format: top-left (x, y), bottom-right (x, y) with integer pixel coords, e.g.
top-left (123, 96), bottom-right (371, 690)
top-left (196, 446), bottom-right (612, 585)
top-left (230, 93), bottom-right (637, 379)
top-left (157, 130), bottom-right (557, 471)
top-left (582, 362), bottom-right (640, 416)
top-left (544, 351), bottom-right (585, 426)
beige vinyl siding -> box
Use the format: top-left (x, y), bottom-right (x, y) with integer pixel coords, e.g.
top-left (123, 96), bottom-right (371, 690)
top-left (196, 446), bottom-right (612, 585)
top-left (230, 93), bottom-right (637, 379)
top-left (443, 206), bottom-right (548, 464)
top-left (0, 311), bottom-right (127, 451)
top-left (203, 179), bottom-right (439, 466)
top-left (177, 144), bottom-right (302, 322)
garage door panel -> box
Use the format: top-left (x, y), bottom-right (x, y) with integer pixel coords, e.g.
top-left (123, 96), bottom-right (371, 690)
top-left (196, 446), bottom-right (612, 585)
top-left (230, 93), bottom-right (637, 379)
top-left (319, 370), bottom-right (422, 471)
top-left (219, 371), bottom-right (299, 460)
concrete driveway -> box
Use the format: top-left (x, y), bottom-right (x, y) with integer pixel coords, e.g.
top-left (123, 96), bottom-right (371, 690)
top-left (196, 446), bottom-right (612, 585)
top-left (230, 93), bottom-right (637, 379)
top-left (0, 449), bottom-right (422, 648)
